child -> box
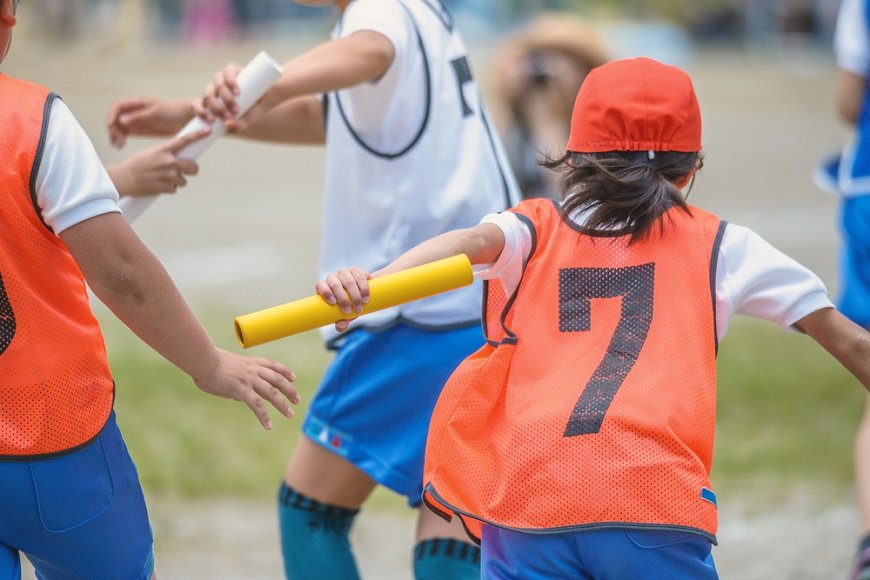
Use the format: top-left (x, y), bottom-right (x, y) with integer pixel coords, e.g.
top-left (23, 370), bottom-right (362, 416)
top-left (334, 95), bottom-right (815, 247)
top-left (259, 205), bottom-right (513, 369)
top-left (0, 1), bottom-right (300, 578)
top-left (105, 1), bottom-right (519, 577)
top-left (318, 57), bottom-right (870, 578)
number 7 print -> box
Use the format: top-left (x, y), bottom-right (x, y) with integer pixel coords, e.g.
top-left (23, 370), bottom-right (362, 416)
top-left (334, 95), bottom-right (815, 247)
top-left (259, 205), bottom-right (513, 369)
top-left (559, 264), bottom-right (655, 437)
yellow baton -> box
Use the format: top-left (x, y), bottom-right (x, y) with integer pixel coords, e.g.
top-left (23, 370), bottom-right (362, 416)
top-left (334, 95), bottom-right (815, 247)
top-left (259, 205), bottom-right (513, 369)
top-left (234, 254), bottom-right (473, 348)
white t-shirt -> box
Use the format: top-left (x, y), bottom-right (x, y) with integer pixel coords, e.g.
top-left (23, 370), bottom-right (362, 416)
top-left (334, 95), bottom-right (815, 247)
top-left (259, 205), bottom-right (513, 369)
top-left (34, 98), bottom-right (120, 233)
top-left (321, 0), bottom-right (519, 343)
top-left (835, 0), bottom-right (870, 77)
top-left (475, 211), bottom-right (834, 342)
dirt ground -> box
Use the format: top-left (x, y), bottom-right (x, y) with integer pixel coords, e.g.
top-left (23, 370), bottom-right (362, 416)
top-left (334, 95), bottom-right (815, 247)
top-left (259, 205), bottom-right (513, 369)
top-left (6, 17), bottom-right (859, 580)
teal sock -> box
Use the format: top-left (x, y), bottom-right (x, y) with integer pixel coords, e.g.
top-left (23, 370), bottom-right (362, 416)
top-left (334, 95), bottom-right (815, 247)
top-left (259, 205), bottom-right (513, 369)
top-left (277, 482), bottom-right (361, 580)
top-left (413, 537), bottom-right (481, 580)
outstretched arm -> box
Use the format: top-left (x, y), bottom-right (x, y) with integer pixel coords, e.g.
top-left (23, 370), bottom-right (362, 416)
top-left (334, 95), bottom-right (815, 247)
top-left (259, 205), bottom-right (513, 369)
top-left (201, 30), bottom-right (394, 138)
top-left (60, 212), bottom-right (301, 429)
top-left (316, 224), bottom-right (506, 331)
top-left (795, 307), bottom-right (870, 390)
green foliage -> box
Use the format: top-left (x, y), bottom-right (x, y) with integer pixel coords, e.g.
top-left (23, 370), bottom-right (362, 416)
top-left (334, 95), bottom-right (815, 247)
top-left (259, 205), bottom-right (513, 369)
top-left (102, 309), bottom-right (864, 505)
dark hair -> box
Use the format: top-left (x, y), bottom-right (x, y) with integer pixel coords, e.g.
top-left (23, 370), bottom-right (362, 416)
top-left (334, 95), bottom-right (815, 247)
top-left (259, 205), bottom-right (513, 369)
top-left (542, 150), bottom-right (703, 243)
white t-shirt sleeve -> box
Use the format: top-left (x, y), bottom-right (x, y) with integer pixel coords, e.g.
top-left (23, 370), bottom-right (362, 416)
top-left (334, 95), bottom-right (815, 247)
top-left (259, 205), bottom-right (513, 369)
top-left (473, 211), bottom-right (533, 296)
top-left (34, 98), bottom-right (120, 234)
top-left (334, 0), bottom-right (414, 134)
top-left (340, 0), bottom-right (409, 52)
top-left (835, 0), bottom-right (870, 77)
top-left (715, 224), bottom-right (833, 339)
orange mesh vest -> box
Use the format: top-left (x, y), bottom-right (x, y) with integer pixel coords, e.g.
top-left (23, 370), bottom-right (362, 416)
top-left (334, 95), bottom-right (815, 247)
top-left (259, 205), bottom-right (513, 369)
top-left (424, 198), bottom-right (725, 542)
top-left (0, 75), bottom-right (114, 458)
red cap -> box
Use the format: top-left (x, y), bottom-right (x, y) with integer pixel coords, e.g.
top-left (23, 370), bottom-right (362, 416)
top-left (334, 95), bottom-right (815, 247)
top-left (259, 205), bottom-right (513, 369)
top-left (566, 57), bottom-right (702, 153)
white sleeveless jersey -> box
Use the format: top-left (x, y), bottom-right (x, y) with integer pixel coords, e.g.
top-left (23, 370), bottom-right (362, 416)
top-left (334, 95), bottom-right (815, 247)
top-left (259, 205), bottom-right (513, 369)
top-left (320, 0), bottom-right (520, 344)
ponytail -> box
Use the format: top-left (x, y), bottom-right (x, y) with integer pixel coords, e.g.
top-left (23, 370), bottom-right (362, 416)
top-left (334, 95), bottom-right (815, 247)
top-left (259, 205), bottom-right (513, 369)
top-left (542, 150), bottom-right (702, 243)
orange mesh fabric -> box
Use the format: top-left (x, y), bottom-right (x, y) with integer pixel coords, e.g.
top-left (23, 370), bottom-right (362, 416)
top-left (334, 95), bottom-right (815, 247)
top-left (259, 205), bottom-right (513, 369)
top-left (0, 75), bottom-right (114, 458)
top-left (424, 198), bottom-right (722, 541)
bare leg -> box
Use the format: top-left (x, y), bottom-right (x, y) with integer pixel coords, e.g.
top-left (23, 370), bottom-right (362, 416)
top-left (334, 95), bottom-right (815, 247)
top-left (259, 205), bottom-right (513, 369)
top-left (856, 397), bottom-right (870, 536)
top-left (284, 436), bottom-right (376, 508)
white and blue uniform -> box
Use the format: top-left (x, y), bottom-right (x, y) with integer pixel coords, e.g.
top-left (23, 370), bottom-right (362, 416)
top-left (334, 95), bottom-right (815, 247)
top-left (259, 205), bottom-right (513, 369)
top-left (304, 0), bottom-right (519, 504)
top-left (814, 0), bottom-right (870, 327)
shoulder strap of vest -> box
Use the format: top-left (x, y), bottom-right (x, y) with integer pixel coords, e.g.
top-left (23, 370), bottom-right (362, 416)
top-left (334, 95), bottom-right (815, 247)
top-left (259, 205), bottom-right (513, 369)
top-left (29, 92), bottom-right (60, 233)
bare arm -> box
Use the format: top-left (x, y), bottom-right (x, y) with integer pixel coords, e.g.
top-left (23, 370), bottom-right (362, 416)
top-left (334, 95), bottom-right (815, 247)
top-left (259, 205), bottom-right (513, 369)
top-left (836, 69), bottom-right (867, 127)
top-left (203, 31), bottom-right (394, 135)
top-left (375, 224), bottom-right (507, 277)
top-left (60, 212), bottom-right (301, 428)
top-left (317, 224), bottom-right (506, 329)
top-left (795, 307), bottom-right (870, 390)
top-left (234, 94), bottom-right (325, 145)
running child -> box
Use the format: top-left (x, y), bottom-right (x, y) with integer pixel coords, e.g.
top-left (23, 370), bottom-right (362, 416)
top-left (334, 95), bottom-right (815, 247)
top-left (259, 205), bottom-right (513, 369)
top-left (318, 57), bottom-right (870, 579)
top-left (0, 1), bottom-right (300, 578)
top-left (105, 0), bottom-right (519, 577)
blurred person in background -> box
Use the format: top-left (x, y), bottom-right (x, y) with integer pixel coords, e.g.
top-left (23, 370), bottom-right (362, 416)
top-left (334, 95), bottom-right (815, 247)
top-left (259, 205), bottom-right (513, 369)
top-left (814, 0), bottom-right (870, 578)
top-left (489, 13), bottom-right (609, 199)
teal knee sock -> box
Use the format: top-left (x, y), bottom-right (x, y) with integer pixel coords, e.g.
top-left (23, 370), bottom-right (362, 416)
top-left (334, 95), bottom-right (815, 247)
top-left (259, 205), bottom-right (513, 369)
top-left (278, 482), bottom-right (361, 580)
top-left (413, 538), bottom-right (481, 580)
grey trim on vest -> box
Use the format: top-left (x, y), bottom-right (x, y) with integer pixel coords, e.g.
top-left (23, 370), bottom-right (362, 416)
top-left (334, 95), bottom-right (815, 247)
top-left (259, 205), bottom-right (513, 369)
top-left (709, 220), bottom-right (728, 355)
top-left (28, 92), bottom-right (59, 233)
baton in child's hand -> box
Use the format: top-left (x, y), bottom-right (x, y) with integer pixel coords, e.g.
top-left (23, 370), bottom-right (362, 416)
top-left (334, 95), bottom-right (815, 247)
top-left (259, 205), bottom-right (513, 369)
top-left (234, 255), bottom-right (474, 348)
top-left (119, 51), bottom-right (284, 223)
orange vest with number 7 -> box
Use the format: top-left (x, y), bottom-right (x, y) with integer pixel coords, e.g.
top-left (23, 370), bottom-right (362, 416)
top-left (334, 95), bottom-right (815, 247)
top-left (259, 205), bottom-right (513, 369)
top-left (0, 75), bottom-right (114, 458)
top-left (423, 198), bottom-right (725, 543)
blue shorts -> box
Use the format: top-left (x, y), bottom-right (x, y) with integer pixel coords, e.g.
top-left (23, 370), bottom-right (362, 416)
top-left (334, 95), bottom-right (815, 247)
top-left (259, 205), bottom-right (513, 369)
top-left (303, 322), bottom-right (483, 506)
top-left (838, 195), bottom-right (870, 328)
top-left (480, 525), bottom-right (717, 580)
top-left (0, 411), bottom-right (154, 580)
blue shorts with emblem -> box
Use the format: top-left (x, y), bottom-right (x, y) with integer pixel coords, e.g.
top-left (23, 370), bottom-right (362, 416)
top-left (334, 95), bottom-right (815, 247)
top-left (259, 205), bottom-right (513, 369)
top-left (303, 322), bottom-right (483, 506)
top-left (0, 411), bottom-right (154, 580)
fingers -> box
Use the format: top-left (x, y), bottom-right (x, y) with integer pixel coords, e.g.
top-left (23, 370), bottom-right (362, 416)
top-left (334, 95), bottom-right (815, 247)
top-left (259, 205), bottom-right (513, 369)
top-left (166, 127), bottom-right (212, 155)
top-left (320, 268), bottom-right (370, 315)
top-left (176, 160), bottom-right (199, 177)
top-left (257, 366), bottom-right (300, 415)
top-left (244, 361), bottom-right (300, 430)
top-left (107, 99), bottom-right (145, 149)
top-left (202, 65), bottom-right (241, 121)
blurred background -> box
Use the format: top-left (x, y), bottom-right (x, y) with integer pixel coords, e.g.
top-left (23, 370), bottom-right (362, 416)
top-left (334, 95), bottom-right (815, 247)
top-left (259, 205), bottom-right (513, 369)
top-left (4, 1), bottom-right (864, 578)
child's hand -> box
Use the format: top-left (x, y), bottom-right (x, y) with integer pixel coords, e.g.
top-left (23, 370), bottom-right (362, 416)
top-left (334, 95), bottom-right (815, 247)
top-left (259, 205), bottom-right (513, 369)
top-left (110, 129), bottom-right (210, 197)
top-left (107, 96), bottom-right (196, 148)
top-left (315, 267), bottom-right (372, 332)
top-left (199, 64), bottom-right (243, 127)
top-left (195, 349), bottom-right (301, 430)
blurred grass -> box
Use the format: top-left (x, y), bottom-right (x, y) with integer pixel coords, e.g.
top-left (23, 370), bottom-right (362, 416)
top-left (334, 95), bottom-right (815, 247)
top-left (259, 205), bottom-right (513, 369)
top-left (102, 305), bottom-right (329, 497)
top-left (100, 308), bottom-right (865, 508)
top-left (713, 317), bottom-right (864, 504)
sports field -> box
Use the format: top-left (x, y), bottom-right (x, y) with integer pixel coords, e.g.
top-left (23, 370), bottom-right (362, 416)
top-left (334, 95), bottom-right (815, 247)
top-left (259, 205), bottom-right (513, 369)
top-left (6, 17), bottom-right (862, 579)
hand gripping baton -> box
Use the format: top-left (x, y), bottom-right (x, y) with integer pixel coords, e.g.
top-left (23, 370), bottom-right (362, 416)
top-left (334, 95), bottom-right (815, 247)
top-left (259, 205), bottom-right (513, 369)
top-left (234, 254), bottom-right (474, 348)
top-left (118, 51), bottom-right (284, 223)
